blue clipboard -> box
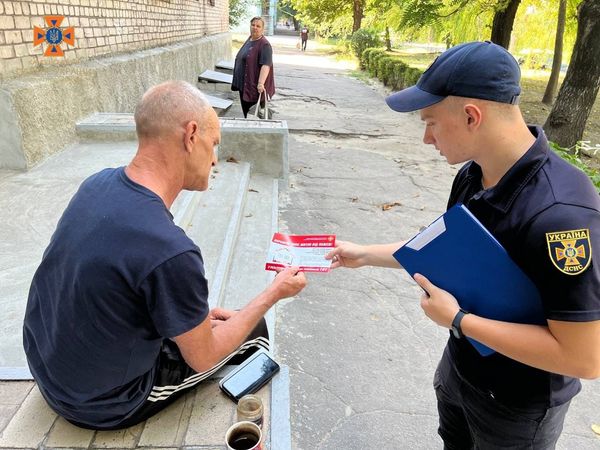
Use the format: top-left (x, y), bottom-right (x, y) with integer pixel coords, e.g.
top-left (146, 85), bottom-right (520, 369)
top-left (393, 204), bottom-right (545, 356)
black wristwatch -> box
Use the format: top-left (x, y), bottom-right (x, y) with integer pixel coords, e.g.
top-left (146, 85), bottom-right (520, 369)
top-left (451, 308), bottom-right (469, 339)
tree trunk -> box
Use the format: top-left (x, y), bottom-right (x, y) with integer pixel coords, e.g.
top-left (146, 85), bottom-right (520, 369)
top-left (542, 0), bottom-right (566, 105)
top-left (544, 0), bottom-right (600, 148)
top-left (352, 0), bottom-right (365, 33)
top-left (490, 0), bottom-right (521, 49)
top-left (385, 26), bottom-right (392, 51)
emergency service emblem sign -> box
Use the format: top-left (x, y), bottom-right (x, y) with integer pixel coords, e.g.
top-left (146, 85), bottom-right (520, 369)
top-left (546, 229), bottom-right (592, 275)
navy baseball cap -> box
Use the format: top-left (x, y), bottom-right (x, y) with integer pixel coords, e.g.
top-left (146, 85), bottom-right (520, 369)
top-left (386, 41), bottom-right (521, 112)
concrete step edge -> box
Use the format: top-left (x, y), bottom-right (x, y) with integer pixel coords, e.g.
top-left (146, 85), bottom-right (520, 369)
top-left (217, 175), bottom-right (292, 449)
top-left (207, 163), bottom-right (251, 309)
top-left (172, 190), bottom-right (203, 231)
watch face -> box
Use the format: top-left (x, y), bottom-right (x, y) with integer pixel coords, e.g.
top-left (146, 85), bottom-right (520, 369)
top-left (452, 327), bottom-right (460, 339)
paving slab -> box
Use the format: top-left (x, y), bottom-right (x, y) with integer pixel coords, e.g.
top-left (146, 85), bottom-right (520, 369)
top-left (45, 418), bottom-right (95, 448)
top-left (0, 386), bottom-right (56, 449)
top-left (198, 70), bottom-right (234, 85)
top-left (137, 390), bottom-right (194, 448)
top-left (215, 60), bottom-right (235, 72)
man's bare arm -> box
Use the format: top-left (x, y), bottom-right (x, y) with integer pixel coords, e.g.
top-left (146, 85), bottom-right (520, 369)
top-left (174, 267), bottom-right (306, 372)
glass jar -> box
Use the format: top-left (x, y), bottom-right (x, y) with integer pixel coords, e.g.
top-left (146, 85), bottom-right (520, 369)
top-left (236, 394), bottom-right (264, 428)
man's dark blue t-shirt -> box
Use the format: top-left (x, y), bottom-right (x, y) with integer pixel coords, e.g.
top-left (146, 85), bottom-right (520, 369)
top-left (23, 167), bottom-right (209, 428)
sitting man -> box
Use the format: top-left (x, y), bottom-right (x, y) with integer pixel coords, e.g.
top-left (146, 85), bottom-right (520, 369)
top-left (23, 80), bottom-right (307, 430)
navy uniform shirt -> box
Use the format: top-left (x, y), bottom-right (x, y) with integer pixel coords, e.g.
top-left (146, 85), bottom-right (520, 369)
top-left (447, 126), bottom-right (600, 408)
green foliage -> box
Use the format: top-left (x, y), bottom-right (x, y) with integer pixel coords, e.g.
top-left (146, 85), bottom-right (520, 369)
top-left (350, 28), bottom-right (382, 58)
top-left (550, 141), bottom-right (600, 191)
top-left (229, 0), bottom-right (255, 28)
top-left (287, 0), bottom-right (581, 67)
top-left (359, 47), bottom-right (425, 91)
top-left (286, 0), bottom-right (354, 37)
top-left (511, 0), bottom-right (579, 59)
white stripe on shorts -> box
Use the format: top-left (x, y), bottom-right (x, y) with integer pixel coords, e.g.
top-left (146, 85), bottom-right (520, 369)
top-left (147, 337), bottom-right (269, 402)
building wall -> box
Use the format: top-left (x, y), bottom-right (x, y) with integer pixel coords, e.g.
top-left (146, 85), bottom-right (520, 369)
top-left (0, 0), bottom-right (228, 79)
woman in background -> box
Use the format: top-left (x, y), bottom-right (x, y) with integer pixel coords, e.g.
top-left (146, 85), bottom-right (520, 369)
top-left (231, 17), bottom-right (275, 118)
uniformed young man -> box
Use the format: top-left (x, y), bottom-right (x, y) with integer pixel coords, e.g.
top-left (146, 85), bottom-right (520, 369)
top-left (326, 41), bottom-right (600, 448)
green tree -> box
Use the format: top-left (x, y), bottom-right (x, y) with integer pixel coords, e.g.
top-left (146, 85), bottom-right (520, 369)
top-left (362, 0), bottom-right (401, 49)
top-left (510, 0), bottom-right (579, 57)
top-left (286, 0), bottom-right (366, 35)
top-left (490, 0), bottom-right (521, 49)
top-left (542, 0), bottom-right (567, 105)
top-left (544, 0), bottom-right (600, 147)
top-left (230, 0), bottom-right (255, 28)
top-left (279, 3), bottom-right (299, 30)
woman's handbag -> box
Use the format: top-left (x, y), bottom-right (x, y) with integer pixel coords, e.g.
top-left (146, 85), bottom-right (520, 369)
top-left (250, 91), bottom-right (272, 120)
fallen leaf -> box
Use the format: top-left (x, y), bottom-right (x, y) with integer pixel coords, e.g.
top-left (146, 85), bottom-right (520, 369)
top-left (226, 156), bottom-right (239, 163)
top-left (249, 188), bottom-right (259, 193)
top-left (245, 213), bottom-right (253, 218)
top-left (592, 423), bottom-right (600, 436)
top-left (350, 197), bottom-right (358, 203)
top-left (381, 201), bottom-right (402, 211)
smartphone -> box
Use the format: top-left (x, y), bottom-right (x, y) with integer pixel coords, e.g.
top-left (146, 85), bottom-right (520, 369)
top-left (219, 350), bottom-right (281, 402)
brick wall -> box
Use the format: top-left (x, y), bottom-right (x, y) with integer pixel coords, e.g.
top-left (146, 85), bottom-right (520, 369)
top-left (0, 0), bottom-right (229, 78)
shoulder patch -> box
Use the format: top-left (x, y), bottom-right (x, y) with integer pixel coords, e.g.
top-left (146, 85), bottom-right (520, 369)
top-left (546, 229), bottom-right (592, 275)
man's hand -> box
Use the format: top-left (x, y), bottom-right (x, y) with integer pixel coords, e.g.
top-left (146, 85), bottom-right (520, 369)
top-left (325, 240), bottom-right (370, 269)
top-left (267, 266), bottom-right (307, 301)
top-left (414, 273), bottom-right (460, 329)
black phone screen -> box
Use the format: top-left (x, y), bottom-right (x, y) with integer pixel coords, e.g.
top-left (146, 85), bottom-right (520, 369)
top-left (220, 352), bottom-right (280, 401)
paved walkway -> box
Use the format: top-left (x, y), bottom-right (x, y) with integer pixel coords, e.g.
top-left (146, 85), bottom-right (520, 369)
top-left (267, 34), bottom-right (600, 449)
top-left (0, 32), bottom-right (598, 450)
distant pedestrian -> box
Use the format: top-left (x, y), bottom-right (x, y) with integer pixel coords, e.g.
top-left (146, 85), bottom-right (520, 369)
top-left (300, 26), bottom-right (309, 51)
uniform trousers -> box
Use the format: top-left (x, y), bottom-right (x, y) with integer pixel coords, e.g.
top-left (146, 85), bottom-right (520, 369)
top-left (434, 347), bottom-right (570, 449)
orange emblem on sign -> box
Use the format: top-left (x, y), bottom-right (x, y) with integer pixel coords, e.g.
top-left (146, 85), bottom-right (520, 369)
top-left (33, 16), bottom-right (75, 57)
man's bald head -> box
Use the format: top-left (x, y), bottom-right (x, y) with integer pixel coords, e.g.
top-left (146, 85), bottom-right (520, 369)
top-left (134, 80), bottom-right (213, 140)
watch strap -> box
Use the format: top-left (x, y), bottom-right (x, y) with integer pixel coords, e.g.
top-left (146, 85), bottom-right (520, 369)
top-left (451, 308), bottom-right (469, 339)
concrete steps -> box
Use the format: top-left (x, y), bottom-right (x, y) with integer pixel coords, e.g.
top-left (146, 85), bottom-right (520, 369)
top-left (215, 60), bottom-right (234, 74)
top-left (221, 175), bottom-right (279, 336)
top-left (185, 161), bottom-right (251, 308)
top-left (0, 154), bottom-right (286, 448)
top-left (198, 69), bottom-right (234, 85)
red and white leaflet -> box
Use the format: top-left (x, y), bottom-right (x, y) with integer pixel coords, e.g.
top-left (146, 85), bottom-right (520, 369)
top-left (265, 233), bottom-right (336, 272)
